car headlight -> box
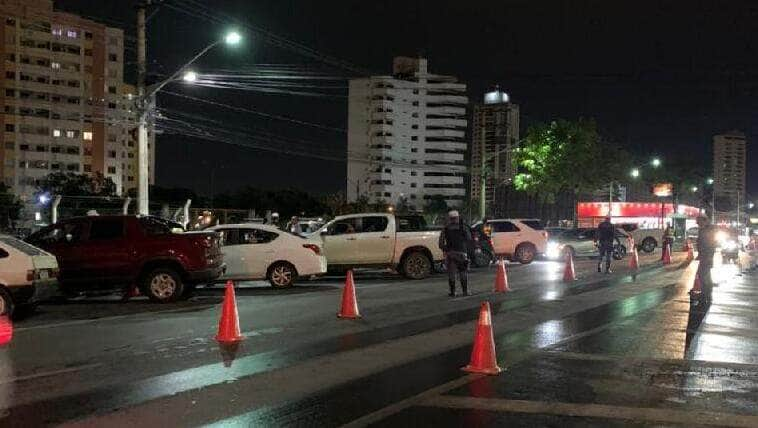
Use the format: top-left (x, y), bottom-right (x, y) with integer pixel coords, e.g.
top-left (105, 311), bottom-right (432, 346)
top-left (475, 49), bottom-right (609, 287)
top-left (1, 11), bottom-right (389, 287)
top-left (715, 231), bottom-right (728, 245)
top-left (546, 241), bottom-right (561, 259)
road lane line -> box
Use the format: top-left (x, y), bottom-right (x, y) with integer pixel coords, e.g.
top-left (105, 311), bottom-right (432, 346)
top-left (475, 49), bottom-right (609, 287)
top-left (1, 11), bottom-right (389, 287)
top-left (0, 363), bottom-right (103, 386)
top-left (421, 396), bottom-right (758, 427)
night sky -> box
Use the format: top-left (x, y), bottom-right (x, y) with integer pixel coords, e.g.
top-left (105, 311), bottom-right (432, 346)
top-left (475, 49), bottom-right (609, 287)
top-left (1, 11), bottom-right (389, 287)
top-left (58, 0), bottom-right (757, 199)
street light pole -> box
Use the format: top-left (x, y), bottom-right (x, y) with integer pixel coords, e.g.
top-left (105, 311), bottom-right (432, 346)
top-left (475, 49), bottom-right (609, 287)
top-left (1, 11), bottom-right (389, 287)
top-left (137, 2), bottom-right (149, 215)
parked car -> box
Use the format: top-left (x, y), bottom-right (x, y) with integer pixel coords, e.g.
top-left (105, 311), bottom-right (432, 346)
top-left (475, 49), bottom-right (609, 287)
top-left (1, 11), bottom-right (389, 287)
top-left (310, 213), bottom-right (443, 279)
top-left (26, 215), bottom-right (224, 302)
top-left (547, 227), bottom-right (629, 260)
top-left (0, 235), bottom-right (59, 317)
top-left (714, 227), bottom-right (741, 263)
top-left (208, 223), bottom-right (326, 287)
top-left (616, 223), bottom-right (664, 253)
top-left (473, 219), bottom-right (548, 264)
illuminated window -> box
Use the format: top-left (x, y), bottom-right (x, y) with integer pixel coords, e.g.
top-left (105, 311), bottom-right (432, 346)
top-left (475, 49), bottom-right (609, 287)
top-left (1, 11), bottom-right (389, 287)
top-left (51, 28), bottom-right (62, 36)
top-left (83, 131), bottom-right (92, 141)
top-left (51, 62), bottom-right (60, 69)
top-left (67, 30), bottom-right (77, 38)
top-left (65, 130), bottom-right (75, 138)
top-left (53, 129), bottom-right (61, 137)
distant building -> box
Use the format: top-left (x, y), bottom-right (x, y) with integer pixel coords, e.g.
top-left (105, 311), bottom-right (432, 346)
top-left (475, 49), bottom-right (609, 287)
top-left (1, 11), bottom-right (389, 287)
top-left (469, 88), bottom-right (519, 215)
top-left (347, 57), bottom-right (468, 210)
top-left (713, 131), bottom-right (747, 205)
top-left (0, 0), bottom-right (154, 199)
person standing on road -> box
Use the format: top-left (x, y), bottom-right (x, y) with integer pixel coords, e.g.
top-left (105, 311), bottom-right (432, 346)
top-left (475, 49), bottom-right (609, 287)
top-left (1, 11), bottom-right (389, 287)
top-left (439, 210), bottom-right (473, 297)
top-left (695, 215), bottom-right (716, 302)
top-left (596, 216), bottom-right (615, 273)
top-left (287, 216), bottom-right (300, 234)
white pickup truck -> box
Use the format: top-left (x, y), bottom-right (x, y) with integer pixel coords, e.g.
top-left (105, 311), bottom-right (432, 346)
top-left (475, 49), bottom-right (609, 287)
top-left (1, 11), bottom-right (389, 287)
top-left (618, 224), bottom-right (664, 253)
top-left (309, 213), bottom-right (444, 279)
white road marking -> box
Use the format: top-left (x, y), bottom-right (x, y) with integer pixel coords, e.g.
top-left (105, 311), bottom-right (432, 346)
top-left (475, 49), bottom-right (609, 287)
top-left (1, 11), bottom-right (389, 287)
top-left (0, 363), bottom-right (103, 385)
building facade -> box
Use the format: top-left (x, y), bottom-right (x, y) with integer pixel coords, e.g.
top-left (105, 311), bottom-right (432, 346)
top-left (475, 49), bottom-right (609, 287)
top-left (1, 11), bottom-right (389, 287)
top-left (0, 0), bottom-right (153, 200)
top-left (347, 57), bottom-right (467, 210)
top-left (713, 130), bottom-right (746, 205)
top-left (469, 89), bottom-right (519, 215)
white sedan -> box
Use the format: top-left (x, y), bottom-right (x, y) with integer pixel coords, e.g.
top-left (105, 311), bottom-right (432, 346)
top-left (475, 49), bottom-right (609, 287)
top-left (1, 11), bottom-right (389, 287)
top-left (0, 234), bottom-right (59, 317)
top-left (208, 224), bottom-right (327, 288)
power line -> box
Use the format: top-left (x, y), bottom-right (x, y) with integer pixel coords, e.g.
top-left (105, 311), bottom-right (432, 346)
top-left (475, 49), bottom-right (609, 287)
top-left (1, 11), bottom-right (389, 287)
top-left (160, 90), bottom-right (346, 132)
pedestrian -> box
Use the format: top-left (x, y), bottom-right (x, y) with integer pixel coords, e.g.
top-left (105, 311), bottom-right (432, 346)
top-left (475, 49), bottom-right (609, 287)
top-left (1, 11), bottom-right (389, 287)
top-left (288, 216), bottom-right (300, 234)
top-left (439, 210), bottom-right (473, 297)
top-left (663, 223), bottom-right (674, 249)
top-left (596, 215), bottom-right (615, 273)
top-left (695, 215), bottom-right (716, 303)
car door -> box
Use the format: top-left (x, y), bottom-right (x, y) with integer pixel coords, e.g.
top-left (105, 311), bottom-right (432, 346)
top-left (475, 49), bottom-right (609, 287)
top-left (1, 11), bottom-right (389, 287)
top-left (28, 220), bottom-right (87, 285)
top-left (575, 229), bottom-right (597, 256)
top-left (217, 228), bottom-right (244, 279)
top-left (490, 221), bottom-right (521, 255)
top-left (354, 215), bottom-right (394, 264)
top-left (78, 217), bottom-right (132, 287)
top-left (321, 217), bottom-right (362, 265)
top-left (237, 228), bottom-right (279, 279)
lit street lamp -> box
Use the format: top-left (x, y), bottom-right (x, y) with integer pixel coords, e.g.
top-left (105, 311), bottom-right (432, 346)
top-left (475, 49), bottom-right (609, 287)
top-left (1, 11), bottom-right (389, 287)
top-left (691, 186), bottom-right (698, 193)
top-left (706, 177), bottom-right (714, 185)
top-left (630, 168), bottom-right (640, 178)
top-left (651, 158), bottom-right (661, 168)
top-left (136, 30), bottom-right (244, 215)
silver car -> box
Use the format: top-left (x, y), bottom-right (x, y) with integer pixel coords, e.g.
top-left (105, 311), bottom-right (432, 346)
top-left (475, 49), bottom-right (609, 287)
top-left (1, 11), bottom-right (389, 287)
top-left (547, 228), bottom-right (630, 260)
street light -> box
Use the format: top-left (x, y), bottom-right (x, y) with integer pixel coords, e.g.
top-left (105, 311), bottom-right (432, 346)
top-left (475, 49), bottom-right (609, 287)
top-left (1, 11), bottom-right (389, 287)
top-left (651, 158), bottom-right (661, 168)
top-left (691, 186), bottom-right (698, 193)
top-left (136, 30), bottom-right (244, 215)
top-left (630, 168), bottom-right (640, 178)
top-left (750, 202), bottom-right (755, 209)
top-left (706, 177), bottom-right (714, 185)
top-left (182, 71), bottom-right (198, 82)
top-left (224, 31), bottom-right (242, 45)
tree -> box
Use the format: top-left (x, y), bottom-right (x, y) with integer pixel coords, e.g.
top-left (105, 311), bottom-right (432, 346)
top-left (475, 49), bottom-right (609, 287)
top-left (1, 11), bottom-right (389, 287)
top-left (424, 194), bottom-right (452, 225)
top-left (513, 119), bottom-right (627, 222)
top-left (0, 183), bottom-right (22, 231)
top-left (36, 172), bottom-right (117, 198)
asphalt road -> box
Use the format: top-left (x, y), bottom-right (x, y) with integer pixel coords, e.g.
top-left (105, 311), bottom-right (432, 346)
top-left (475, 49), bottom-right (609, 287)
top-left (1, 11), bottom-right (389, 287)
top-left (1, 249), bottom-right (756, 427)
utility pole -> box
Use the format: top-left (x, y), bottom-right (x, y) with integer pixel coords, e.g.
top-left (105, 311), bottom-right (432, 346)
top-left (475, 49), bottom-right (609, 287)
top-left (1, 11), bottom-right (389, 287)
top-left (736, 190), bottom-right (740, 227)
top-left (478, 122), bottom-right (487, 219)
top-left (136, 1), bottom-right (150, 215)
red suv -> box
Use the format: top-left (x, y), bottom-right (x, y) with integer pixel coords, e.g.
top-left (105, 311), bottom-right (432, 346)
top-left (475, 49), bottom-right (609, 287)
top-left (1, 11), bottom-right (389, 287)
top-left (27, 216), bottom-right (224, 302)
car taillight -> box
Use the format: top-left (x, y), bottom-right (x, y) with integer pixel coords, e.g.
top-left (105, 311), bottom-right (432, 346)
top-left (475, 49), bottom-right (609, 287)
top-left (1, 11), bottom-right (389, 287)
top-left (303, 244), bottom-right (321, 255)
top-left (27, 270), bottom-right (34, 281)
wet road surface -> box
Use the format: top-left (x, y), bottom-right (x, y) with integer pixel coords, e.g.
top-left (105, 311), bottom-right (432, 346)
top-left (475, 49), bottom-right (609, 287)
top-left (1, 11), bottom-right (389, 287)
top-left (1, 249), bottom-right (756, 426)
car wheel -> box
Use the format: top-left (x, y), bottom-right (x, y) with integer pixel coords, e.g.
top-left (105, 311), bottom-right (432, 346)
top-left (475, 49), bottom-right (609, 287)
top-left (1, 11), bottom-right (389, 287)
top-left (268, 262), bottom-right (297, 288)
top-left (515, 243), bottom-right (536, 264)
top-left (641, 238), bottom-right (657, 253)
top-left (0, 288), bottom-right (14, 318)
top-left (403, 251), bottom-right (432, 279)
top-left (142, 268), bottom-right (185, 303)
top-left (473, 250), bottom-right (493, 267)
top-left (613, 245), bottom-right (626, 260)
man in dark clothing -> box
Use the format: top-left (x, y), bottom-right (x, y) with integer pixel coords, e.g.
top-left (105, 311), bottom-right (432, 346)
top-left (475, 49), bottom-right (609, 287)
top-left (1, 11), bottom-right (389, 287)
top-left (695, 215), bottom-right (716, 303)
top-left (596, 216), bottom-right (615, 273)
top-left (439, 210), bottom-right (473, 297)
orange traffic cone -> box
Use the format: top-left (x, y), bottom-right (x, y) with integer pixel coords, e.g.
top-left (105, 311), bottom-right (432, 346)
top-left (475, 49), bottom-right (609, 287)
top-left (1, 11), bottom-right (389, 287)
top-left (337, 270), bottom-right (361, 319)
top-left (563, 251), bottom-right (577, 282)
top-left (629, 247), bottom-right (639, 270)
top-left (216, 281), bottom-right (244, 343)
top-left (661, 242), bottom-right (672, 265)
top-left (494, 258), bottom-right (510, 293)
top-left (686, 244), bottom-right (694, 262)
top-left (462, 302), bottom-right (502, 375)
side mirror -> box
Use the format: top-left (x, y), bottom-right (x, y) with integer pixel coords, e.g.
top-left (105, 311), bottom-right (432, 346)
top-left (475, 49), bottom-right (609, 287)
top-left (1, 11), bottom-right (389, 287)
top-left (65, 233), bottom-right (73, 242)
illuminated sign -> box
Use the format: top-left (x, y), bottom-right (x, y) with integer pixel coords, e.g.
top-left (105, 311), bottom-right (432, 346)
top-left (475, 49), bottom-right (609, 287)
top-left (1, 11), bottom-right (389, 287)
top-left (652, 183), bottom-right (673, 197)
top-left (577, 202), bottom-right (700, 218)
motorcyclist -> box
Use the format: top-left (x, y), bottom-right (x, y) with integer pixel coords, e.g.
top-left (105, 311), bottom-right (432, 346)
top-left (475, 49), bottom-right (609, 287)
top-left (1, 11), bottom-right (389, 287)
top-left (596, 216), bottom-right (615, 273)
top-left (439, 210), bottom-right (473, 297)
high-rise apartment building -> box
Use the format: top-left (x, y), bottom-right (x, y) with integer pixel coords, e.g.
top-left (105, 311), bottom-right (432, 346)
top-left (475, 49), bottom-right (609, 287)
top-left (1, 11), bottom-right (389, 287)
top-left (347, 57), bottom-right (467, 210)
top-left (469, 88), bottom-right (519, 215)
top-left (713, 131), bottom-right (746, 204)
top-left (0, 0), bottom-right (154, 199)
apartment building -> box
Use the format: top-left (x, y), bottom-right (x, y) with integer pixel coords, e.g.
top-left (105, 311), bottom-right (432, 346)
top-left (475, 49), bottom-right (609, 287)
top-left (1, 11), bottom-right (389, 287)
top-left (347, 57), bottom-right (467, 210)
top-left (713, 130), bottom-right (747, 205)
top-left (0, 0), bottom-right (153, 199)
top-left (469, 88), bottom-right (519, 215)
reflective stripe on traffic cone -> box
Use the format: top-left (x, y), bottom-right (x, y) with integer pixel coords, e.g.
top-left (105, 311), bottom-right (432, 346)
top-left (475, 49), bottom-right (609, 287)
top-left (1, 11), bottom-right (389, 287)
top-left (462, 301), bottom-right (502, 375)
top-left (337, 270), bottom-right (361, 319)
top-left (216, 280), bottom-right (244, 343)
top-left (563, 251), bottom-right (577, 282)
top-left (494, 258), bottom-right (510, 293)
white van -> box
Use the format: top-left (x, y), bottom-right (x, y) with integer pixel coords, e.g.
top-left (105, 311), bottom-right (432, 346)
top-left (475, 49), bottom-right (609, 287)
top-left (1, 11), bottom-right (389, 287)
top-left (0, 234), bottom-right (59, 317)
